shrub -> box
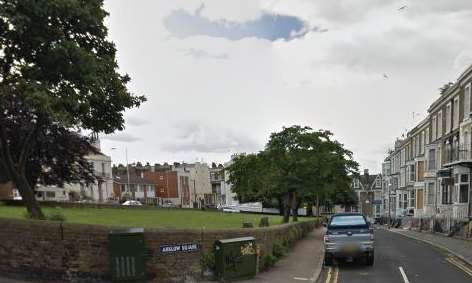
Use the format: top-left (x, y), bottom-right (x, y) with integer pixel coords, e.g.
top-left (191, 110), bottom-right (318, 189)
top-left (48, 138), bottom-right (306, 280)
top-left (261, 254), bottom-right (277, 270)
top-left (200, 250), bottom-right (216, 276)
top-left (242, 222), bottom-right (254, 228)
top-left (272, 241), bottom-right (287, 258)
top-left (259, 217), bottom-right (270, 227)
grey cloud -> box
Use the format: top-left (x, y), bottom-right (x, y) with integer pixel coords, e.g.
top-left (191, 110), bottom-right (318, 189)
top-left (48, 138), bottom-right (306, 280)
top-left (185, 48), bottom-right (228, 60)
top-left (162, 124), bottom-right (260, 154)
top-left (164, 4), bottom-right (317, 41)
top-left (102, 132), bottom-right (141, 143)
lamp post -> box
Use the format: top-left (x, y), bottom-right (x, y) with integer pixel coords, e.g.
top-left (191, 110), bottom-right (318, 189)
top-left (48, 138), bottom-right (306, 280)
top-left (111, 147), bottom-right (131, 201)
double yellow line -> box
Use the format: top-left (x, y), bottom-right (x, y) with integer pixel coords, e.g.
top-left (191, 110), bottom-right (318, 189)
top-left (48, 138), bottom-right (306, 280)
top-left (446, 256), bottom-right (472, 277)
top-left (325, 267), bottom-right (339, 283)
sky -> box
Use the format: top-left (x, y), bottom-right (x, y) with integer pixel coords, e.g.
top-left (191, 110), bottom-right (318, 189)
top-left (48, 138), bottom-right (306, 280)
top-left (100, 0), bottom-right (472, 172)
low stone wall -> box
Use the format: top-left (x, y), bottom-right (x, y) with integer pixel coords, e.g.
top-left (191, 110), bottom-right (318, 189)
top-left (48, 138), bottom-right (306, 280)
top-left (0, 217), bottom-right (319, 282)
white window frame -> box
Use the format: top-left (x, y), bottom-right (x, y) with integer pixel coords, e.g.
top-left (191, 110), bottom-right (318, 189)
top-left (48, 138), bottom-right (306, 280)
top-left (446, 103), bottom-right (452, 134)
top-left (465, 83), bottom-right (471, 120)
top-left (425, 127), bottom-right (430, 146)
top-left (438, 110), bottom-right (443, 138)
top-left (453, 96), bottom-right (459, 129)
top-left (426, 182), bottom-right (435, 205)
top-left (432, 115), bottom-right (437, 141)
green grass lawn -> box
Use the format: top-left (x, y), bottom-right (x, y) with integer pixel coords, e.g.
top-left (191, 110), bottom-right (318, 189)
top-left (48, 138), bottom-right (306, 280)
top-left (0, 205), bottom-right (313, 229)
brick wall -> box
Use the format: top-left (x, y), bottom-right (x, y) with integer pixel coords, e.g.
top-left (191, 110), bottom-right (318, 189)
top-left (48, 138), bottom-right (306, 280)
top-left (0, 217), bottom-right (319, 283)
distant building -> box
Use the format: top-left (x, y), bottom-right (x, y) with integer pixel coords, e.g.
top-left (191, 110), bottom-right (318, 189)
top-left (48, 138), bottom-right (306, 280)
top-left (113, 172), bottom-right (157, 205)
top-left (352, 169), bottom-right (383, 218)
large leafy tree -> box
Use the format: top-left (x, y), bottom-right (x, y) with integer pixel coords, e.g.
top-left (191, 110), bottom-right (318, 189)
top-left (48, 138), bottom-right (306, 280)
top-left (0, 0), bottom-right (145, 218)
top-left (228, 126), bottom-right (358, 223)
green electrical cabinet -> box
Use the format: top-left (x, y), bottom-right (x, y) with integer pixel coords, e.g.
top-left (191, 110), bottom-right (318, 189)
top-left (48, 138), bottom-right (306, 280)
top-left (108, 228), bottom-right (146, 282)
top-left (215, 237), bottom-right (257, 281)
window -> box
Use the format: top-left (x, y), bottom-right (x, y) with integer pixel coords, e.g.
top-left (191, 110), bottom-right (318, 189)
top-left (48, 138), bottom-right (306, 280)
top-left (446, 102), bottom-right (452, 133)
top-left (330, 215), bottom-right (367, 227)
top-left (416, 161), bottom-right (424, 181)
top-left (353, 178), bottom-right (360, 189)
top-left (148, 186), bottom-right (154, 193)
top-left (453, 97), bottom-right (459, 129)
top-left (425, 127), bottom-right (430, 145)
top-left (403, 193), bottom-right (408, 209)
top-left (465, 84), bottom-right (471, 120)
top-left (409, 164), bottom-right (415, 182)
top-left (101, 162), bottom-right (105, 175)
top-left (426, 182), bottom-right (435, 205)
top-left (375, 178), bottom-right (381, 188)
top-left (458, 174), bottom-right (469, 203)
top-left (442, 184), bottom-right (450, 205)
top-left (427, 149), bottom-right (436, 170)
top-left (438, 110), bottom-right (443, 137)
top-left (409, 190), bottom-right (416, 208)
top-left (421, 131), bottom-right (425, 154)
top-left (159, 175), bottom-right (164, 180)
top-left (46, 191), bottom-right (55, 198)
top-left (459, 185), bottom-right (469, 203)
top-left (432, 115), bottom-right (437, 141)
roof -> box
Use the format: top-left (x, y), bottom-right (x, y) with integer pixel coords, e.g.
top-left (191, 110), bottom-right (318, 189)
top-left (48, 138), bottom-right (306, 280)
top-left (113, 174), bottom-right (155, 185)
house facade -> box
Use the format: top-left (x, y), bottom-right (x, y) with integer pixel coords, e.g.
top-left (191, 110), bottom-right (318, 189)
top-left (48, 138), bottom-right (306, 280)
top-left (352, 169), bottom-right (383, 218)
top-left (382, 64), bottom-right (472, 229)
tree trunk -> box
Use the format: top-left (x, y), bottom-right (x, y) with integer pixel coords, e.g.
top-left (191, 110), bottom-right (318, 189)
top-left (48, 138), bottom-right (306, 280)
top-left (292, 193), bottom-right (298, 222)
top-left (282, 192), bottom-right (293, 223)
top-left (278, 196), bottom-right (284, 216)
top-left (13, 173), bottom-right (45, 219)
top-left (316, 194), bottom-right (320, 217)
top-left (306, 201), bottom-right (313, 217)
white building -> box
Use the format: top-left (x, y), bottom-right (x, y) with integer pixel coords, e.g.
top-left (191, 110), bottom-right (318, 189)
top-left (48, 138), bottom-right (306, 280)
top-left (35, 136), bottom-right (113, 203)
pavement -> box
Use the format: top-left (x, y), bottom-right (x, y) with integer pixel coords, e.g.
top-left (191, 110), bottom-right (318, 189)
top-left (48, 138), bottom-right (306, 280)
top-left (240, 228), bottom-right (325, 283)
top-left (317, 228), bottom-right (472, 283)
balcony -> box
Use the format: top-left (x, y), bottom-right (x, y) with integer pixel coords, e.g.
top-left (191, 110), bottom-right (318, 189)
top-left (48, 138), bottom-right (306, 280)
top-left (443, 143), bottom-right (472, 167)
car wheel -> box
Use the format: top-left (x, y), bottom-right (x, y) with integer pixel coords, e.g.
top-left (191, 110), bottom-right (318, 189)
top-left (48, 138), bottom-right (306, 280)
top-left (366, 254), bottom-right (374, 266)
top-left (324, 254), bottom-right (333, 266)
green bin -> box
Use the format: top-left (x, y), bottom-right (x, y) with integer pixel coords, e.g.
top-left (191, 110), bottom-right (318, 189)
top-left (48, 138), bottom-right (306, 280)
top-left (215, 237), bottom-right (257, 281)
top-left (108, 228), bottom-right (146, 282)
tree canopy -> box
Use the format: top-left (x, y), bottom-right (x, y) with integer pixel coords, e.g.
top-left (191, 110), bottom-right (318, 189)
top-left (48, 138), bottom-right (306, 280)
top-left (0, 0), bottom-right (145, 218)
top-left (227, 126), bottom-right (359, 223)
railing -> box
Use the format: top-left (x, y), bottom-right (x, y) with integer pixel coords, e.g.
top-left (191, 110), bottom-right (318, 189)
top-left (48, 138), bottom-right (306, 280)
top-left (453, 203), bottom-right (469, 220)
top-left (444, 143), bottom-right (472, 164)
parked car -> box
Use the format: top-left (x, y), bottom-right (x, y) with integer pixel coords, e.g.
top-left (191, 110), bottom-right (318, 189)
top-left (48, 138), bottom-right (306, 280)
top-left (323, 212), bottom-right (375, 266)
top-left (221, 206), bottom-right (240, 213)
top-left (121, 200), bottom-right (143, 206)
top-left (160, 200), bottom-right (176, 208)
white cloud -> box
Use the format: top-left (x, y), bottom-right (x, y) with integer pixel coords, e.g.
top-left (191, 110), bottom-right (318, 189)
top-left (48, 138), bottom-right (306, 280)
top-left (102, 0), bottom-right (472, 172)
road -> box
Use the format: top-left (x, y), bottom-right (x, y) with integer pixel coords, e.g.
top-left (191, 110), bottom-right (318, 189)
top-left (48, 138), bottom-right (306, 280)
top-left (320, 228), bottom-right (472, 283)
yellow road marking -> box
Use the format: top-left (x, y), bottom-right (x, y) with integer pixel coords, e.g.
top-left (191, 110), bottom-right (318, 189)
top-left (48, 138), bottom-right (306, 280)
top-left (325, 266), bottom-right (338, 283)
top-left (446, 256), bottom-right (472, 277)
top-left (325, 267), bottom-right (332, 283)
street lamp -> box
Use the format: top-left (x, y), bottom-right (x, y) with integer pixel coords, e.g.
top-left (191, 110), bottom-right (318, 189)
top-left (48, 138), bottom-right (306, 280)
top-left (111, 147), bottom-right (131, 200)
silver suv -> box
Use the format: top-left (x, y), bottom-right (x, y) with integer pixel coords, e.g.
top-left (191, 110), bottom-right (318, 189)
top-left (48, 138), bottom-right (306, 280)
top-left (324, 213), bottom-right (374, 266)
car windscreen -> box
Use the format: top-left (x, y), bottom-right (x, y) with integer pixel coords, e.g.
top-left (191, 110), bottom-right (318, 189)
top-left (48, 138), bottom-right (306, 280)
top-left (329, 215), bottom-right (367, 228)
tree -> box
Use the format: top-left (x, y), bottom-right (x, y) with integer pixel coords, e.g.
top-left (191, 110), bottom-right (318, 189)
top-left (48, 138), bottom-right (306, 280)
top-left (227, 126), bottom-right (358, 223)
top-left (0, 0), bottom-right (145, 218)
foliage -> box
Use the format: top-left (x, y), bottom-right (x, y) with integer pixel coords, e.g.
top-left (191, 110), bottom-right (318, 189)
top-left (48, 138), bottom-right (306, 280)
top-left (439, 82), bottom-right (454, 95)
top-left (272, 241), bottom-right (287, 258)
top-left (242, 222), bottom-right (254, 228)
top-left (200, 250), bottom-right (216, 274)
top-left (0, 0), bottom-right (145, 218)
top-left (261, 254), bottom-right (277, 270)
top-left (259, 216), bottom-right (270, 227)
top-left (228, 126), bottom-right (359, 223)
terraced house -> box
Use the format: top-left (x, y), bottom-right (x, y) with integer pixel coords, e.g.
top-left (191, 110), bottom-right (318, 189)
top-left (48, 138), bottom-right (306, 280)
top-left (382, 64), bottom-right (472, 232)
